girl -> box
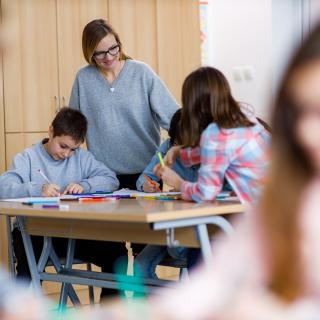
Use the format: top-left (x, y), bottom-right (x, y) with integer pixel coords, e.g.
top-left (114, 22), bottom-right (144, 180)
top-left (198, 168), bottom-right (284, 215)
top-left (147, 22), bottom-right (320, 319)
top-left (154, 66), bottom-right (270, 204)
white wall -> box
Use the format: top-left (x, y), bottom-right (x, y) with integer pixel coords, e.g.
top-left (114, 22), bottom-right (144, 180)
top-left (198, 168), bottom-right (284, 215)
top-left (207, 0), bottom-right (273, 120)
top-left (310, 0), bottom-right (320, 29)
top-left (272, 0), bottom-right (302, 96)
top-left (206, 0), bottom-right (305, 121)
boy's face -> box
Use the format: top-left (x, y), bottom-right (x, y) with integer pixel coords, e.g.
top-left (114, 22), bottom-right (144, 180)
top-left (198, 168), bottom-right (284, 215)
top-left (45, 126), bottom-right (81, 160)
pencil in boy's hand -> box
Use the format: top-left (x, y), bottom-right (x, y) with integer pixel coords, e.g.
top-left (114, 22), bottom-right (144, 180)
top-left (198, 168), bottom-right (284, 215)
top-left (157, 152), bottom-right (165, 167)
top-left (37, 169), bottom-right (51, 184)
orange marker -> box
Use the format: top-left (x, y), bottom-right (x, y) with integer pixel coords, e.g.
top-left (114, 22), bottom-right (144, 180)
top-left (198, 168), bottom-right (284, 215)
top-left (143, 174), bottom-right (161, 192)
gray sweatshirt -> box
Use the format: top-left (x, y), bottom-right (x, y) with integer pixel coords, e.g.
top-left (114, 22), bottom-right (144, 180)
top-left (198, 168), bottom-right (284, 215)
top-left (69, 59), bottom-right (179, 174)
top-left (0, 139), bottom-right (119, 199)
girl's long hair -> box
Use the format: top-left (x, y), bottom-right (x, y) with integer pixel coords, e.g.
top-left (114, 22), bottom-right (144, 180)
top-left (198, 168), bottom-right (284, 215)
top-left (180, 67), bottom-right (254, 147)
top-left (259, 24), bottom-right (320, 301)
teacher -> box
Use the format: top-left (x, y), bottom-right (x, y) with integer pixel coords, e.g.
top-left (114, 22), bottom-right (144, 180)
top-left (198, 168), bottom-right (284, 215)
top-left (69, 19), bottom-right (179, 189)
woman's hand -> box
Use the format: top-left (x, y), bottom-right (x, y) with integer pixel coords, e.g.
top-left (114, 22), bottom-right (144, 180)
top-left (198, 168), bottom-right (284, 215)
top-left (42, 184), bottom-right (61, 197)
top-left (153, 164), bottom-right (184, 191)
top-left (164, 146), bottom-right (182, 167)
top-left (62, 183), bottom-right (84, 195)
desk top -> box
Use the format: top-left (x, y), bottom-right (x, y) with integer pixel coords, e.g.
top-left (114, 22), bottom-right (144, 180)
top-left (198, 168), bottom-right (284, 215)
top-left (0, 199), bottom-right (245, 223)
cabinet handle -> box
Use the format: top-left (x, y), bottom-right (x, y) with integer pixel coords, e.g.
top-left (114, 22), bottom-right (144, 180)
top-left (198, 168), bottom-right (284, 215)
top-left (61, 96), bottom-right (66, 107)
top-left (54, 96), bottom-right (60, 113)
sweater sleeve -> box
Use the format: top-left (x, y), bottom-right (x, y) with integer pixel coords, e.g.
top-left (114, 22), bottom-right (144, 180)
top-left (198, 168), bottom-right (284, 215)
top-left (79, 151), bottom-right (119, 193)
top-left (68, 75), bottom-right (80, 110)
top-left (136, 140), bottom-right (170, 191)
top-left (0, 153), bottom-right (43, 199)
top-left (147, 67), bottom-right (179, 130)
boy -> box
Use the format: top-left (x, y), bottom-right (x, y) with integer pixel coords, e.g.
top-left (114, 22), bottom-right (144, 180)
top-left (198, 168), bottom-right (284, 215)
top-left (0, 107), bottom-right (119, 197)
top-left (0, 107), bottom-right (127, 298)
top-left (134, 109), bottom-right (199, 279)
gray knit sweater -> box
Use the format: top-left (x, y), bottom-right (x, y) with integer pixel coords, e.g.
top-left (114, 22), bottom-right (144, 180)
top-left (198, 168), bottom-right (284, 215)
top-left (69, 59), bottom-right (179, 174)
top-left (0, 139), bottom-right (119, 198)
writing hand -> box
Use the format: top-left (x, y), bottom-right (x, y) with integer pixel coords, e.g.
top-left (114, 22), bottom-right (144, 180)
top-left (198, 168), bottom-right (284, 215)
top-left (42, 184), bottom-right (61, 197)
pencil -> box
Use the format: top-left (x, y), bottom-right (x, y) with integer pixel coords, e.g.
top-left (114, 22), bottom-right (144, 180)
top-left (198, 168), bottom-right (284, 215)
top-left (37, 169), bottom-right (51, 184)
top-left (156, 152), bottom-right (165, 167)
top-left (143, 174), bottom-right (161, 192)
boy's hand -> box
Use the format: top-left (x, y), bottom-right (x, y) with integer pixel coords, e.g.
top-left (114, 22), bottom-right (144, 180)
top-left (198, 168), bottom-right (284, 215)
top-left (153, 164), bottom-right (184, 191)
top-left (164, 146), bottom-right (181, 167)
top-left (42, 184), bottom-right (61, 197)
top-left (62, 183), bottom-right (84, 195)
top-left (142, 180), bottom-right (161, 193)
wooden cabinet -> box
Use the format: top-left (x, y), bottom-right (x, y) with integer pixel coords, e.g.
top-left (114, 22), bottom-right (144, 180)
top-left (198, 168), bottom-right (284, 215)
top-left (1, 0), bottom-right (108, 167)
top-left (2, 0), bottom-right (59, 133)
top-left (157, 0), bottom-right (201, 104)
top-left (56, 0), bottom-right (108, 107)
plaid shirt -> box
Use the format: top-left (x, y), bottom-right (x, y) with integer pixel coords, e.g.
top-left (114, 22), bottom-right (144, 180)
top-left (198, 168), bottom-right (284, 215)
top-left (180, 119), bottom-right (270, 204)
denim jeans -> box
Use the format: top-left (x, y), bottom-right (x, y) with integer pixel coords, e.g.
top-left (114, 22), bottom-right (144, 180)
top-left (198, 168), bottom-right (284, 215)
top-left (134, 244), bottom-right (187, 279)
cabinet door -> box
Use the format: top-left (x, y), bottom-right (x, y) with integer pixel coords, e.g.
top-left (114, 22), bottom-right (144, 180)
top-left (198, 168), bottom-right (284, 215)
top-left (56, 0), bottom-right (109, 107)
top-left (157, 0), bottom-right (201, 103)
top-left (108, 0), bottom-right (158, 72)
top-left (2, 0), bottom-right (59, 132)
top-left (5, 132), bottom-right (46, 168)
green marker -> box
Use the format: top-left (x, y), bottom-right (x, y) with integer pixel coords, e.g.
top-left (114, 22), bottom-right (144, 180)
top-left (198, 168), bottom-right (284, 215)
top-left (157, 151), bottom-right (165, 167)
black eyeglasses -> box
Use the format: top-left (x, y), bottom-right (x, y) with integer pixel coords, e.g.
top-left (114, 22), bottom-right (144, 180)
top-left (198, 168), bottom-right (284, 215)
top-left (93, 44), bottom-right (120, 60)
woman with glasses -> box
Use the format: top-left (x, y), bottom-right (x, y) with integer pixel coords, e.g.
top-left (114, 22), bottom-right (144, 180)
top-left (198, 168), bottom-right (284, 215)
top-left (68, 19), bottom-right (178, 298)
top-left (69, 19), bottom-right (178, 190)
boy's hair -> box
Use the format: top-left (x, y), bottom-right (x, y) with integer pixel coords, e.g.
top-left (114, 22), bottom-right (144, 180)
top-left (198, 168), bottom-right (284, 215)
top-left (51, 107), bottom-right (87, 143)
top-left (181, 66), bottom-right (254, 147)
top-left (168, 109), bottom-right (182, 145)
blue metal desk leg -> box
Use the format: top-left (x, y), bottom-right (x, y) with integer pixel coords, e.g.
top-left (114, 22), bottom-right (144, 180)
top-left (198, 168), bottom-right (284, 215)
top-left (59, 238), bottom-right (77, 309)
top-left (6, 216), bottom-right (15, 278)
top-left (195, 224), bottom-right (213, 265)
top-left (16, 217), bottom-right (41, 292)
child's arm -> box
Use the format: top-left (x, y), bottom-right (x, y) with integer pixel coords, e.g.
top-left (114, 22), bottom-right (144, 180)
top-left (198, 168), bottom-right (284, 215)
top-left (0, 153), bottom-right (44, 198)
top-left (136, 141), bottom-right (171, 191)
top-left (77, 151), bottom-right (119, 193)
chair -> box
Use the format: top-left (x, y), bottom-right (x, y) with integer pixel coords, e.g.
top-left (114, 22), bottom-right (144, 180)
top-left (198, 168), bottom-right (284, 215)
top-left (158, 254), bottom-right (188, 280)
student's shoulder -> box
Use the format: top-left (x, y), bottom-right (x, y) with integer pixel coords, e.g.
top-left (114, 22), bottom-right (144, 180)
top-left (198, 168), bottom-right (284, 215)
top-left (13, 142), bottom-right (41, 163)
top-left (76, 148), bottom-right (98, 162)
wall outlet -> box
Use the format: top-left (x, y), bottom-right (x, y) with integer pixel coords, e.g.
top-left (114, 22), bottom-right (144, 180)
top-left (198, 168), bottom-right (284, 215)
top-left (243, 65), bottom-right (254, 81)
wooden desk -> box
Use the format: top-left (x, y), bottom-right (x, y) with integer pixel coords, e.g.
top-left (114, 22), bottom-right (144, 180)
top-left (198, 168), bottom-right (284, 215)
top-left (0, 198), bottom-right (244, 306)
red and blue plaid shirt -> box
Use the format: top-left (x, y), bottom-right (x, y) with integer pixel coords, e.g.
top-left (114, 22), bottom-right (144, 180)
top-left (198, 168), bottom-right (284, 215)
top-left (180, 118), bottom-right (270, 204)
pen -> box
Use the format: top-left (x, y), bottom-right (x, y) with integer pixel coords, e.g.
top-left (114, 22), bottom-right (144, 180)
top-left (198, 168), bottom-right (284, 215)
top-left (42, 204), bottom-right (69, 210)
top-left (38, 169), bottom-right (61, 196)
top-left (23, 200), bottom-right (59, 205)
top-left (156, 152), bottom-right (165, 167)
top-left (37, 169), bottom-right (51, 184)
top-left (143, 174), bottom-right (161, 192)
